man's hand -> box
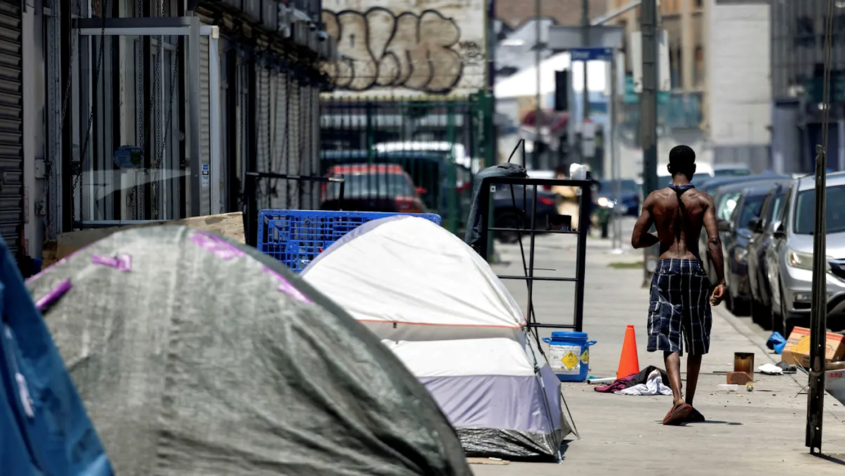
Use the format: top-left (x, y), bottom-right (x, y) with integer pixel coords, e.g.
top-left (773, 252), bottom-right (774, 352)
top-left (710, 284), bottom-right (726, 306)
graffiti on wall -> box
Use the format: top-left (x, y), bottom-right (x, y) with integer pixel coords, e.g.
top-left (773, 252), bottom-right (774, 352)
top-left (321, 1), bottom-right (486, 96)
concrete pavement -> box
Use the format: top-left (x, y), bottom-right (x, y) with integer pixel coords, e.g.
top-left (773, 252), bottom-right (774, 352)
top-left (473, 224), bottom-right (845, 475)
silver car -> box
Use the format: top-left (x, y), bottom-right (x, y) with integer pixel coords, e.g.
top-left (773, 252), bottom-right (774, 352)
top-left (766, 172), bottom-right (845, 336)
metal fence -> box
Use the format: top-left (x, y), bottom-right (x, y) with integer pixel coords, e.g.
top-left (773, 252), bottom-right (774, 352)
top-left (318, 92), bottom-right (495, 235)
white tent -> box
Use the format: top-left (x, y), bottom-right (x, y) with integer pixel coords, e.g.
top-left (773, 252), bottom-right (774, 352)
top-left (302, 216), bottom-right (527, 342)
top-left (302, 216), bottom-right (570, 460)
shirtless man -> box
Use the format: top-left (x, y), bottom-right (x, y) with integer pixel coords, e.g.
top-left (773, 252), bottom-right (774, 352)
top-left (631, 145), bottom-right (726, 426)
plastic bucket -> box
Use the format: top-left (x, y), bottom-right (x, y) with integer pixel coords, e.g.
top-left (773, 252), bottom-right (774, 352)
top-left (542, 332), bottom-right (596, 382)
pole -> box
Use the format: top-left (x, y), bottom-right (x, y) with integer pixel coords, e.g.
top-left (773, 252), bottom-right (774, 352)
top-left (581, 0), bottom-right (590, 120)
top-left (640, 0), bottom-right (659, 284)
top-left (534, 0), bottom-right (543, 170)
top-left (610, 51), bottom-right (623, 253)
top-left (806, 0), bottom-right (835, 454)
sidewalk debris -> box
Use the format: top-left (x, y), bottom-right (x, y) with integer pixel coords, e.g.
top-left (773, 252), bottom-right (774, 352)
top-left (615, 369), bottom-right (672, 396)
top-left (759, 363), bottom-right (784, 375)
top-left (718, 384), bottom-right (738, 393)
top-left (766, 331), bottom-right (787, 354)
top-left (595, 365), bottom-right (669, 394)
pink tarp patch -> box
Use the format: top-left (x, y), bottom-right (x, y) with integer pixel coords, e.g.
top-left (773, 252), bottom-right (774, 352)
top-left (190, 231), bottom-right (246, 261)
top-left (262, 267), bottom-right (312, 304)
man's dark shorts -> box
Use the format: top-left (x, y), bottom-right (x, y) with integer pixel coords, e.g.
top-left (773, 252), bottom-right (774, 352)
top-left (647, 259), bottom-right (712, 356)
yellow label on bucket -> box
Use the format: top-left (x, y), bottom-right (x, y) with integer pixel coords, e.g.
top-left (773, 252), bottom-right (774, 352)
top-left (561, 351), bottom-right (579, 370)
top-left (581, 349), bottom-right (589, 365)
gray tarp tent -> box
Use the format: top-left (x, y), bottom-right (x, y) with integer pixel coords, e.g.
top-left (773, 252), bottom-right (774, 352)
top-left (25, 226), bottom-right (471, 476)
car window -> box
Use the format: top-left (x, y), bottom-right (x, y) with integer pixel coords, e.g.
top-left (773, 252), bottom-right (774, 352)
top-left (765, 192), bottom-right (785, 227)
top-left (794, 184), bottom-right (845, 234)
top-left (716, 192), bottom-right (742, 221)
top-left (736, 194), bottom-right (766, 229)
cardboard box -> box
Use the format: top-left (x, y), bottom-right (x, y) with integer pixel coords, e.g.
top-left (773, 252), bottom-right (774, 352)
top-left (781, 327), bottom-right (845, 368)
top-left (42, 212), bottom-right (245, 269)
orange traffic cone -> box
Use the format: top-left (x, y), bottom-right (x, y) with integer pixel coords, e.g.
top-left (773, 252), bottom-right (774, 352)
top-left (617, 325), bottom-right (640, 379)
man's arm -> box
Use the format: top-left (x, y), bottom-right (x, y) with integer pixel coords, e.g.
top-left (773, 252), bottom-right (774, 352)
top-left (702, 193), bottom-right (726, 304)
top-left (631, 193), bottom-right (659, 249)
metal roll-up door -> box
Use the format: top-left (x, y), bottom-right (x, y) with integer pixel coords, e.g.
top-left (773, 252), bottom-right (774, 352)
top-left (0, 0), bottom-right (24, 258)
top-left (288, 80), bottom-right (300, 209)
top-left (199, 34), bottom-right (211, 216)
top-left (256, 64), bottom-right (271, 208)
top-left (270, 71), bottom-right (287, 209)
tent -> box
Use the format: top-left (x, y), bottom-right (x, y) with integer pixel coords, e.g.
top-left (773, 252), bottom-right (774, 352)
top-left (25, 226), bottom-right (472, 476)
top-left (302, 216), bottom-right (570, 460)
top-left (0, 237), bottom-right (113, 475)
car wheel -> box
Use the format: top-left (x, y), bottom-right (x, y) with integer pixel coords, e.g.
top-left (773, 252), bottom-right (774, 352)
top-left (731, 291), bottom-right (751, 317)
top-left (751, 299), bottom-right (771, 329)
top-left (494, 212), bottom-right (520, 244)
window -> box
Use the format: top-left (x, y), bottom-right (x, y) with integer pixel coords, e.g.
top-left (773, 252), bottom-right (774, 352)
top-left (765, 192), bottom-right (785, 227)
top-left (736, 194), bottom-right (766, 229)
top-left (717, 192), bottom-right (742, 221)
top-left (795, 185), bottom-right (845, 234)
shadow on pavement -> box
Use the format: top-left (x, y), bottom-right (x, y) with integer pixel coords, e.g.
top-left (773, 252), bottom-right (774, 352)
top-left (812, 453), bottom-right (845, 466)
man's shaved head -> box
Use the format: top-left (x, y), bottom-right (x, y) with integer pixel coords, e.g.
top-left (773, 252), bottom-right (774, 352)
top-left (668, 145), bottom-right (696, 180)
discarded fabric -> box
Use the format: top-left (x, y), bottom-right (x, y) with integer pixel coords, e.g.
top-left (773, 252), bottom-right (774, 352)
top-left (594, 365), bottom-right (669, 393)
top-left (615, 369), bottom-right (673, 396)
top-left (758, 363), bottom-right (784, 375)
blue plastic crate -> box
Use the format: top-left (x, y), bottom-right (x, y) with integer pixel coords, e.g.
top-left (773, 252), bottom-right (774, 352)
top-left (257, 210), bottom-right (442, 272)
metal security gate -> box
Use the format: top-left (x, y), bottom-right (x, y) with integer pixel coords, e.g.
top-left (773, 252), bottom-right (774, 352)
top-left (0, 0), bottom-right (24, 258)
top-left (319, 93), bottom-right (494, 235)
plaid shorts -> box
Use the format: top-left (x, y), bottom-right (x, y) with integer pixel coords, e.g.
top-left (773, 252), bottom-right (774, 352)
top-left (647, 259), bottom-right (713, 356)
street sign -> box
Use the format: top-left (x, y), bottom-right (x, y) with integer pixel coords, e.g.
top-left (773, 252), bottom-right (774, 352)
top-left (570, 47), bottom-right (614, 62)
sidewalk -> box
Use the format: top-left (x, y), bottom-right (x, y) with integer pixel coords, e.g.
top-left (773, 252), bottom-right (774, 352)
top-left (473, 233), bottom-right (845, 475)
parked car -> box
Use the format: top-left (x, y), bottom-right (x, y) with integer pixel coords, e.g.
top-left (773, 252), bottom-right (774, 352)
top-left (766, 172), bottom-right (845, 336)
top-left (596, 179), bottom-right (641, 217)
top-left (699, 174), bottom-right (792, 281)
top-left (713, 163), bottom-right (753, 179)
top-left (746, 183), bottom-right (789, 328)
top-left (492, 183), bottom-right (560, 243)
top-left (720, 180), bottom-right (790, 316)
top-left (321, 164), bottom-right (427, 213)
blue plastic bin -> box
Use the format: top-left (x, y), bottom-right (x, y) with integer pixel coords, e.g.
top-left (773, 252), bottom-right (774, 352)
top-left (257, 210), bottom-right (442, 273)
top-left (542, 332), bottom-right (597, 382)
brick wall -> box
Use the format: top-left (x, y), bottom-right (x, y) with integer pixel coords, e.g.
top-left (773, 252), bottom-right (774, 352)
top-left (496, 0), bottom-right (608, 28)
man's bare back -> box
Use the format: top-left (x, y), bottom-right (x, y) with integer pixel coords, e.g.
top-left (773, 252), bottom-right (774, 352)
top-left (642, 187), bottom-right (710, 260)
top-left (631, 184), bottom-right (725, 301)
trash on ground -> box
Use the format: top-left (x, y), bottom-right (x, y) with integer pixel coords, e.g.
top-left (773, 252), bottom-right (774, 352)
top-left (827, 367), bottom-right (845, 406)
top-left (766, 331), bottom-right (787, 354)
top-left (615, 369), bottom-right (673, 396)
top-left (594, 365), bottom-right (669, 394)
top-left (718, 384), bottom-right (739, 393)
top-left (759, 363), bottom-right (784, 375)
top-left (587, 376), bottom-right (616, 384)
top-left (780, 327), bottom-right (845, 368)
top-left (775, 361), bottom-right (798, 373)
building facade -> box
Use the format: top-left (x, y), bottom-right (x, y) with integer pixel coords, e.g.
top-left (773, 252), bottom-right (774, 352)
top-left (771, 0), bottom-right (845, 174)
top-left (15, 0), bottom-right (333, 275)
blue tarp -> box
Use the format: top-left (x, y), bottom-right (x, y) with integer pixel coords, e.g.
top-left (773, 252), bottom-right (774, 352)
top-left (0, 238), bottom-right (112, 476)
